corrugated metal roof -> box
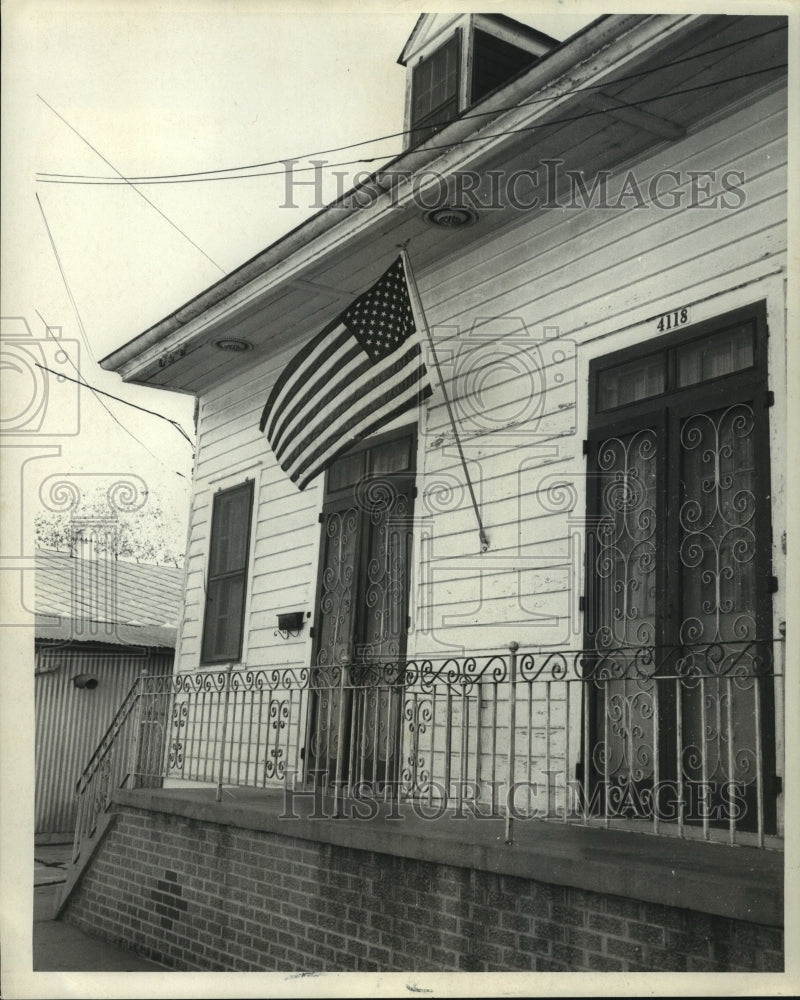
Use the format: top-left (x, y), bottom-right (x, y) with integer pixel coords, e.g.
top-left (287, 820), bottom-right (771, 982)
top-left (34, 614), bottom-right (177, 650)
top-left (35, 549), bottom-right (182, 646)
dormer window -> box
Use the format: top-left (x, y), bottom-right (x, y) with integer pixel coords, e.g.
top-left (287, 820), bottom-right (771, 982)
top-left (471, 28), bottom-right (545, 105)
top-left (410, 34), bottom-right (460, 145)
top-left (400, 14), bottom-right (559, 151)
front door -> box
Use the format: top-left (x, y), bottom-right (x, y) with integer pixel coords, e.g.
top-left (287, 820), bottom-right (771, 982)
top-left (584, 303), bottom-right (777, 833)
top-left (306, 429), bottom-right (416, 791)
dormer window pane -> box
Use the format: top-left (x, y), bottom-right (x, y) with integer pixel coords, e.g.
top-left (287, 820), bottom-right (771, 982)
top-left (471, 28), bottom-right (540, 104)
top-left (411, 35), bottom-right (460, 144)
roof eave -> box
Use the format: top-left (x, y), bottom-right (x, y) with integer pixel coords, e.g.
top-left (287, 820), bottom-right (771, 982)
top-left (101, 13), bottom-right (680, 381)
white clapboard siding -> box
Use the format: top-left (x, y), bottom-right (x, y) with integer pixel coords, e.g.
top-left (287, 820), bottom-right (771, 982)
top-left (173, 88), bottom-right (786, 802)
top-left (420, 91), bottom-right (786, 318)
top-left (182, 342), bottom-right (323, 675)
top-left (420, 165), bottom-right (785, 353)
top-left (403, 90), bottom-right (785, 657)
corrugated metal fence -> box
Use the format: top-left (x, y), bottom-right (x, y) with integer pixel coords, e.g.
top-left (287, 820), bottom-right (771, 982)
top-left (35, 644), bottom-right (174, 838)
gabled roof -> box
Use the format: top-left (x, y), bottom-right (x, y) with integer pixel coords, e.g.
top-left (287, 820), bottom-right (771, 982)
top-left (397, 12), bottom-right (561, 66)
top-left (35, 548), bottom-right (183, 648)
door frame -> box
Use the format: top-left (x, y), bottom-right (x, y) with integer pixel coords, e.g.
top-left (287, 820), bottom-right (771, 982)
top-left (304, 426), bottom-right (418, 789)
top-left (581, 301), bottom-right (777, 830)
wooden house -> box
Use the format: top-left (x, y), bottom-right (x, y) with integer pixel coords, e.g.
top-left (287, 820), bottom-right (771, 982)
top-left (61, 13), bottom-right (788, 974)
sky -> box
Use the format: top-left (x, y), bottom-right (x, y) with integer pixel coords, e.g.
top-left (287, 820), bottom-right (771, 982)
top-left (2, 1), bottom-right (595, 560)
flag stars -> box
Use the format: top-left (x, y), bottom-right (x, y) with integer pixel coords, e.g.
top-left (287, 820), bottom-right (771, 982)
top-left (343, 258), bottom-right (416, 362)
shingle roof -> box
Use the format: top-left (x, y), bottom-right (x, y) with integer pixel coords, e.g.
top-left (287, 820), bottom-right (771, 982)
top-left (35, 549), bottom-right (183, 648)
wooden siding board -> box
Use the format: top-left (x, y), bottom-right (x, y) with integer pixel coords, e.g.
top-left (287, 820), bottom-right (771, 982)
top-left (417, 93), bottom-right (786, 312)
top-left (249, 585), bottom-right (311, 615)
top-left (420, 165), bottom-right (786, 340)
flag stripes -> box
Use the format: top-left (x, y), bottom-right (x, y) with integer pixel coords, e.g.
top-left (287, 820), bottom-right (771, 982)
top-left (262, 323), bottom-right (354, 443)
top-left (294, 374), bottom-right (431, 491)
top-left (269, 331), bottom-right (364, 454)
top-left (259, 256), bottom-right (432, 490)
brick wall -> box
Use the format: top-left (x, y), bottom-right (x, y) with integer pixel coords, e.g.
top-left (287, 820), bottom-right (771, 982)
top-left (63, 805), bottom-right (783, 972)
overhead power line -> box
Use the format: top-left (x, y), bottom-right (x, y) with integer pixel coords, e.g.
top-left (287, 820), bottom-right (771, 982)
top-left (35, 194), bottom-right (95, 364)
top-left (35, 25), bottom-right (786, 188)
top-left (34, 199), bottom-right (195, 473)
top-left (36, 63), bottom-right (787, 189)
top-left (33, 361), bottom-right (195, 450)
top-left (37, 94), bottom-right (225, 273)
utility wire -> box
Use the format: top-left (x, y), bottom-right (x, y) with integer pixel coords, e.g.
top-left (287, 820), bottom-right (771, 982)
top-left (33, 235), bottom-right (194, 474)
top-left (36, 200), bottom-right (192, 466)
top-left (34, 358), bottom-right (190, 477)
top-left (35, 194), bottom-right (96, 363)
top-left (33, 354), bottom-right (194, 449)
top-left (37, 94), bottom-right (225, 273)
top-left (36, 24), bottom-right (786, 187)
top-left (36, 63), bottom-right (787, 188)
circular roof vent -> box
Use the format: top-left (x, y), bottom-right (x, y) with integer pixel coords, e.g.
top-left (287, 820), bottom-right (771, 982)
top-left (423, 205), bottom-right (479, 229)
top-left (214, 338), bottom-right (253, 353)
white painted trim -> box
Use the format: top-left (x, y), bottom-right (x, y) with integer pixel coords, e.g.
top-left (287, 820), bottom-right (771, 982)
top-left (459, 19), bottom-right (472, 117)
top-left (472, 13), bottom-right (556, 56)
top-left (206, 459), bottom-right (263, 488)
top-left (405, 14), bottom-right (464, 66)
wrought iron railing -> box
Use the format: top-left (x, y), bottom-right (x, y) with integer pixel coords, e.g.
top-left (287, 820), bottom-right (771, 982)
top-left (72, 639), bottom-right (784, 862)
top-left (71, 676), bottom-right (142, 863)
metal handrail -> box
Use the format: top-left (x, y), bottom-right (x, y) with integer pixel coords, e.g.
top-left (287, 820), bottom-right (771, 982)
top-left (75, 676), bottom-right (141, 795)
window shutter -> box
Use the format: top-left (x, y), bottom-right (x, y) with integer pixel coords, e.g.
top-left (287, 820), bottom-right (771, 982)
top-left (201, 480), bottom-right (254, 664)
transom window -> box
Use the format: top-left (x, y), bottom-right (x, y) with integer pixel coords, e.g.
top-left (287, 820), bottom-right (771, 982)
top-left (595, 319), bottom-right (756, 412)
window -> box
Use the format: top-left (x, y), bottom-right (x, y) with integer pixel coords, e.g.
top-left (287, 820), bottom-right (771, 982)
top-left (306, 430), bottom-right (416, 785)
top-left (410, 34), bottom-right (460, 146)
top-left (470, 28), bottom-right (539, 104)
top-left (583, 304), bottom-right (777, 832)
top-left (200, 480), bottom-right (254, 664)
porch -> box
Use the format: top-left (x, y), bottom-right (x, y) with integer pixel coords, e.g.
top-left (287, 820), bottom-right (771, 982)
top-left (73, 637), bottom-right (785, 863)
top-left (57, 638), bottom-right (785, 970)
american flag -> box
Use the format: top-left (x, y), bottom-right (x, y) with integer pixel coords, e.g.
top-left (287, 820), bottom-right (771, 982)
top-left (260, 256), bottom-right (432, 490)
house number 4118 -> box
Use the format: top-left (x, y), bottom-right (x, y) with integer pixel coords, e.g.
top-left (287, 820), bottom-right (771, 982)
top-left (656, 307), bottom-right (689, 332)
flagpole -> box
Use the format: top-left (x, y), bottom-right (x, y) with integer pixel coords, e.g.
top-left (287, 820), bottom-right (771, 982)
top-left (400, 248), bottom-right (489, 553)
